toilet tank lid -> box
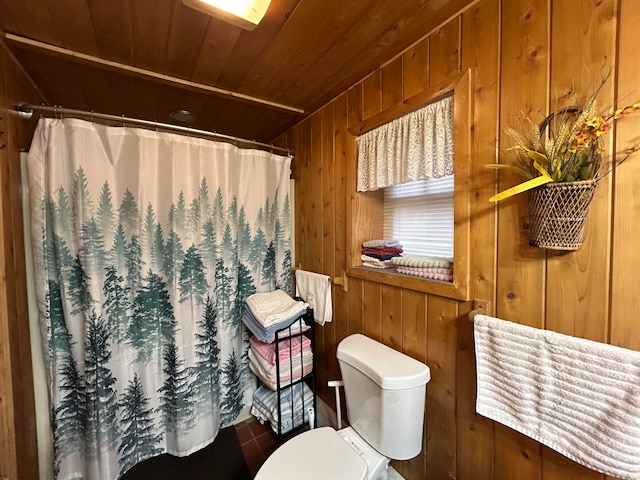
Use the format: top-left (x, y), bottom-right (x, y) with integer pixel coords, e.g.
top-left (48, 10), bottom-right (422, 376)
top-left (337, 334), bottom-right (431, 389)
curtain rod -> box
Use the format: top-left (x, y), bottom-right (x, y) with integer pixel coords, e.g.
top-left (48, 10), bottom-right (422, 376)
top-left (17, 104), bottom-right (292, 156)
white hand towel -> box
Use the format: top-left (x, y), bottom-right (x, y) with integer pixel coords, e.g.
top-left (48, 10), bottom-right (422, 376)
top-left (295, 269), bottom-right (332, 325)
top-left (474, 314), bottom-right (640, 480)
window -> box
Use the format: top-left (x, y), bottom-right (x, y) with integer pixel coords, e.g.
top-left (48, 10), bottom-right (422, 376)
top-left (347, 70), bottom-right (472, 300)
top-left (383, 176), bottom-right (454, 258)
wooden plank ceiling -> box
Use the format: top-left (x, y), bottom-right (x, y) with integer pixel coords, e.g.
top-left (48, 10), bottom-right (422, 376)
top-left (0, 0), bottom-right (475, 143)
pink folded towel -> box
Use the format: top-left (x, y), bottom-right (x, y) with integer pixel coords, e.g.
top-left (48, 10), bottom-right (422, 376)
top-left (250, 335), bottom-right (311, 365)
top-left (248, 350), bottom-right (314, 390)
top-left (395, 265), bottom-right (453, 281)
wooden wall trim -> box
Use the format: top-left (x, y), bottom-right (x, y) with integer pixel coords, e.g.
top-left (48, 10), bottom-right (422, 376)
top-left (266, 1), bottom-right (640, 478)
top-left (347, 71), bottom-right (465, 137)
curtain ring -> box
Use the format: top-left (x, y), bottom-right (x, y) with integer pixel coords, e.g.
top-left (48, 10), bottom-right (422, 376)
top-left (121, 114), bottom-right (126, 127)
top-left (90, 110), bottom-right (95, 123)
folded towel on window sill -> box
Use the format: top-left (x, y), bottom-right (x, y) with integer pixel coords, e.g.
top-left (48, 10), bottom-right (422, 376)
top-left (363, 252), bottom-right (402, 261)
top-left (362, 239), bottom-right (402, 248)
top-left (361, 247), bottom-right (404, 255)
top-left (391, 255), bottom-right (453, 269)
top-left (361, 254), bottom-right (395, 268)
top-left (394, 266), bottom-right (453, 281)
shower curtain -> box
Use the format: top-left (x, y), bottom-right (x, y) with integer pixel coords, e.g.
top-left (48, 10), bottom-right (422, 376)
top-left (26, 118), bottom-right (292, 480)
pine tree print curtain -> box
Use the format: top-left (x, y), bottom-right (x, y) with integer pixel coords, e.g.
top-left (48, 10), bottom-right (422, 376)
top-left (26, 118), bottom-right (292, 480)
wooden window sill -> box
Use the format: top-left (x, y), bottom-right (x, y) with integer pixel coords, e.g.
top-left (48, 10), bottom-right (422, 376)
top-left (348, 266), bottom-right (468, 300)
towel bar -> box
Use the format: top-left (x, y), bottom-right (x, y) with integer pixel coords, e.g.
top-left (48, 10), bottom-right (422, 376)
top-left (332, 271), bottom-right (348, 293)
top-left (290, 265), bottom-right (347, 292)
top-left (469, 299), bottom-right (492, 322)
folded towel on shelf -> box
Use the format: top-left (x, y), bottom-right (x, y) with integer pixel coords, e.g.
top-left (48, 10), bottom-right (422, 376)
top-left (245, 290), bottom-right (309, 328)
top-left (295, 269), bottom-right (332, 325)
top-left (394, 265), bottom-right (453, 281)
top-left (250, 335), bottom-right (311, 365)
top-left (242, 308), bottom-right (310, 343)
top-left (361, 246), bottom-right (404, 255)
top-left (249, 350), bottom-right (313, 390)
top-left (251, 383), bottom-right (314, 434)
top-left (362, 252), bottom-right (402, 261)
top-left (249, 347), bottom-right (313, 379)
top-left (474, 314), bottom-right (640, 480)
top-left (362, 262), bottom-right (395, 269)
top-left (391, 255), bottom-right (453, 269)
top-left (360, 254), bottom-right (395, 269)
top-left (362, 239), bottom-right (402, 248)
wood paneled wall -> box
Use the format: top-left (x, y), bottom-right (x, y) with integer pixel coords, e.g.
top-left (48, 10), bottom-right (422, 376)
top-left (277, 0), bottom-right (640, 479)
top-left (0, 41), bottom-right (43, 480)
top-left (3, 1), bottom-right (640, 479)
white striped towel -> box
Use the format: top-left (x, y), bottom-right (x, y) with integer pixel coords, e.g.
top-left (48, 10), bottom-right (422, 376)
top-left (245, 290), bottom-right (308, 328)
top-left (251, 383), bottom-right (313, 434)
top-left (474, 314), bottom-right (640, 480)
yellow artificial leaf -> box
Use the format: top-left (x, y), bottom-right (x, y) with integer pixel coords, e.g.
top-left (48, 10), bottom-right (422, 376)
top-left (489, 172), bottom-right (554, 203)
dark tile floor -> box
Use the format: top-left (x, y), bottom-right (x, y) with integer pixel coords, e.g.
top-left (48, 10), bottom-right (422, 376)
top-left (233, 417), bottom-right (280, 477)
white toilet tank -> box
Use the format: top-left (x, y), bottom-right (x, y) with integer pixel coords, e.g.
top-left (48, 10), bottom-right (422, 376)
top-left (337, 334), bottom-right (431, 461)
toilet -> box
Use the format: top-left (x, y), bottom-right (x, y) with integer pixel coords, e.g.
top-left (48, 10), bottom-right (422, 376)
top-left (254, 333), bottom-right (431, 480)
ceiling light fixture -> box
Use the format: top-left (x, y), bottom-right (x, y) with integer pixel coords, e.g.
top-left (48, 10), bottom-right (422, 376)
top-left (182, 0), bottom-right (272, 31)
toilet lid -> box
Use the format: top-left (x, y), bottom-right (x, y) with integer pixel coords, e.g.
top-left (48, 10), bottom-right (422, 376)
top-left (254, 427), bottom-right (367, 480)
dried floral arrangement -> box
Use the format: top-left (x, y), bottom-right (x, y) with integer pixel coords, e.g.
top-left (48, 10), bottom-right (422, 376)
top-left (488, 77), bottom-right (640, 202)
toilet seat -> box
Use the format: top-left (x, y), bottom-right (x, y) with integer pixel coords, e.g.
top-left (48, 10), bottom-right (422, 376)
top-left (254, 427), bottom-right (368, 480)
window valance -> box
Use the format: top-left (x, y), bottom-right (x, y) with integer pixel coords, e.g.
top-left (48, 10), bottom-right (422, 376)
top-left (356, 95), bottom-right (454, 192)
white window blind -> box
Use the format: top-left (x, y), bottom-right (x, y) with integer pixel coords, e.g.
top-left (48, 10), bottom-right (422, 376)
top-left (383, 175), bottom-right (454, 258)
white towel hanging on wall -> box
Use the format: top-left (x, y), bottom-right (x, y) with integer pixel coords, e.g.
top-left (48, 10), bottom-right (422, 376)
top-left (473, 314), bottom-right (640, 480)
top-left (295, 269), bottom-right (332, 325)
